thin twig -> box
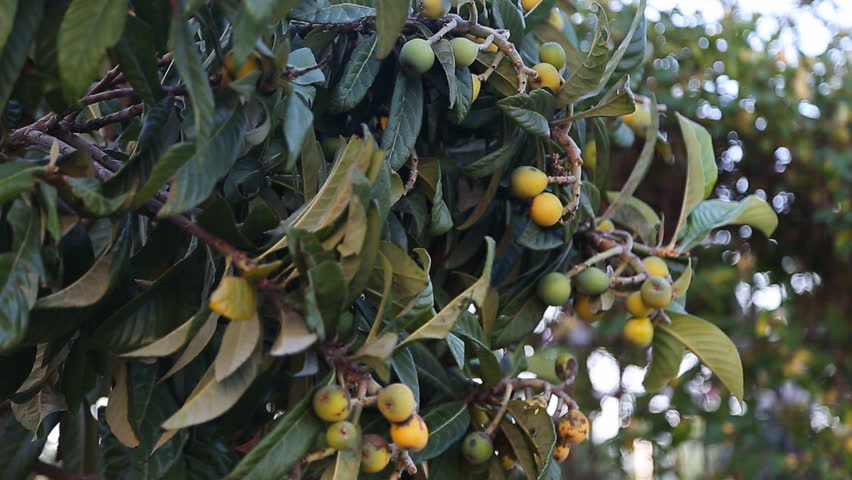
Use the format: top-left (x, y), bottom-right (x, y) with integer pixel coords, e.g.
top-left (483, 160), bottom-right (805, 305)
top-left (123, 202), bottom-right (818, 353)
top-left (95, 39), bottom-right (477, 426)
top-left (71, 104), bottom-right (145, 132)
top-left (484, 385), bottom-right (513, 435)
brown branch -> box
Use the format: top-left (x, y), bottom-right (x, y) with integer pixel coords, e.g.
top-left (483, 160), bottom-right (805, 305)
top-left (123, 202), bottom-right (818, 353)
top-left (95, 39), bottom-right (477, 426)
top-left (70, 104), bottom-right (145, 132)
top-left (403, 150), bottom-right (419, 196)
top-left (32, 461), bottom-right (100, 480)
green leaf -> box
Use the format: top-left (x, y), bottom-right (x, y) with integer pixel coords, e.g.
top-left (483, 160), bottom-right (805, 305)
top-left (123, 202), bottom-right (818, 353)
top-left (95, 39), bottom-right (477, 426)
top-left (245, 0), bottom-right (298, 23)
top-left (0, 162), bottom-right (43, 205)
top-left (557, 77), bottom-right (635, 122)
top-left (290, 1), bottom-right (375, 23)
top-left (411, 401), bottom-right (471, 462)
top-left (113, 15), bottom-right (163, 106)
top-left (605, 192), bottom-right (660, 245)
top-left (323, 440), bottom-right (362, 479)
top-left (120, 310), bottom-right (212, 358)
top-left (0, 411), bottom-right (51, 476)
top-left (0, 201), bottom-right (43, 352)
top-left (330, 33), bottom-right (382, 112)
top-left (215, 315), bottom-right (261, 382)
top-left (283, 92), bottom-right (314, 164)
top-left (159, 312), bottom-right (219, 381)
top-left (613, 1), bottom-right (647, 73)
top-left (643, 327), bottom-right (684, 392)
top-left (226, 385), bottom-right (323, 479)
top-left (391, 347), bottom-right (419, 404)
top-left (382, 71), bottom-right (423, 170)
top-left (452, 67), bottom-right (474, 123)
top-left (497, 90), bottom-right (553, 137)
top-left (507, 400), bottom-right (556, 474)
top-left (58, 0), bottom-right (128, 100)
top-left (671, 259), bottom-right (692, 297)
top-left (376, 0), bottom-right (408, 59)
top-left (398, 237), bottom-right (494, 347)
top-left (491, 285), bottom-right (547, 349)
top-left (492, 0), bottom-right (526, 43)
top-left (169, 16), bottom-right (214, 139)
top-left (209, 276), bottom-right (259, 322)
top-left (65, 177), bottom-right (128, 216)
top-left (461, 135), bottom-right (521, 177)
top-left (500, 420), bottom-right (537, 480)
top-left (36, 219), bottom-right (132, 309)
top-left (603, 96), bottom-right (658, 220)
top-left (670, 112), bottom-right (716, 243)
top-left (472, 51), bottom-right (519, 97)
top-left (11, 385), bottom-right (66, 433)
top-left (0, 0), bottom-right (17, 53)
top-left (161, 342), bottom-right (261, 429)
top-left (593, 0), bottom-right (647, 95)
top-left (555, 18), bottom-right (610, 107)
top-left (131, 142), bottom-right (194, 208)
top-left (678, 196), bottom-right (778, 252)
top-left (432, 39), bottom-right (458, 107)
top-left (0, 0), bottom-right (44, 118)
top-left (659, 311), bottom-right (744, 400)
top-left (159, 101), bottom-right (248, 217)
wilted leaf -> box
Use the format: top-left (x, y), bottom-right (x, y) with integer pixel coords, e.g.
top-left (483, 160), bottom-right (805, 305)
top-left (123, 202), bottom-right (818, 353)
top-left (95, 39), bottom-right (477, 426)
top-left (105, 361), bottom-right (140, 447)
top-left (209, 276), bottom-right (259, 322)
top-left (270, 307), bottom-right (317, 356)
top-left (214, 314), bottom-right (261, 381)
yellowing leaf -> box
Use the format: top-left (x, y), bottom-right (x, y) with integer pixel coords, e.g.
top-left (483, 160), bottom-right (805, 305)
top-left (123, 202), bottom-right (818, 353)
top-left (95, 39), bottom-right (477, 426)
top-left (209, 276), bottom-right (258, 321)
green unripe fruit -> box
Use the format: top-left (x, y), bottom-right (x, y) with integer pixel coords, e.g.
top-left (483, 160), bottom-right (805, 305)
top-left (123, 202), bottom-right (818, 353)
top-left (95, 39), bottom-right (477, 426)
top-left (462, 432), bottom-right (494, 464)
top-left (555, 353), bottom-right (577, 381)
top-left (377, 383), bottom-right (416, 422)
top-left (312, 385), bottom-right (351, 422)
top-left (418, 0), bottom-right (451, 19)
top-left (361, 435), bottom-right (393, 473)
top-left (326, 421), bottom-right (358, 450)
top-left (399, 38), bottom-right (435, 75)
top-left (640, 276), bottom-right (673, 309)
top-left (539, 42), bottom-right (566, 70)
top-left (536, 272), bottom-right (572, 306)
top-left (509, 166), bottom-right (548, 199)
top-left (451, 37), bottom-right (479, 68)
top-left (575, 267), bottom-right (609, 296)
top-left (642, 256), bottom-right (670, 278)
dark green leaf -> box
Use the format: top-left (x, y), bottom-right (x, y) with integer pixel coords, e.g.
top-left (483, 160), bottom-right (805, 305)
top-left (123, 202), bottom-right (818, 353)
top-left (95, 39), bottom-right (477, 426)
top-left (215, 315), bottom-right (261, 381)
top-left (283, 93), bottom-right (314, 165)
top-left (290, 1), bottom-right (375, 23)
top-left (58, 0), bottom-right (128, 100)
top-left (0, 162), bottom-right (43, 205)
top-left (461, 136), bottom-right (521, 177)
top-left (0, 0), bottom-right (17, 53)
top-left (508, 400), bottom-right (556, 473)
top-left (558, 76), bottom-right (635, 122)
top-left (555, 19), bottom-right (610, 107)
top-left (412, 401), bottom-right (471, 462)
top-left (376, 0), bottom-right (408, 59)
top-left (169, 16), bottom-right (215, 139)
top-left (492, 0), bottom-right (526, 44)
top-left (670, 112), bottom-right (716, 242)
top-left (330, 33), bottom-right (382, 112)
top-left (65, 177), bottom-right (128, 216)
top-left (605, 192), bottom-right (660, 245)
top-left (382, 71), bottom-right (423, 170)
top-left (0, 0), bottom-right (44, 117)
top-left (0, 200), bottom-right (43, 352)
top-left (113, 14), bottom-right (163, 106)
top-left (497, 90), bottom-right (553, 137)
top-left (391, 347), bottom-right (419, 405)
top-left (432, 39), bottom-right (458, 107)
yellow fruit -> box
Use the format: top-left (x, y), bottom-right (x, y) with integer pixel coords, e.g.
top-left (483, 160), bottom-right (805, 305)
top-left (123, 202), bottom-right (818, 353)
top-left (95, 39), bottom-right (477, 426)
top-left (468, 35), bottom-right (498, 52)
top-left (500, 454), bottom-right (516, 470)
top-left (399, 38), bottom-right (435, 75)
top-left (583, 140), bottom-right (597, 169)
top-left (390, 413), bottom-right (429, 451)
top-left (361, 435), bottom-right (392, 473)
top-left (222, 52), bottom-right (260, 84)
top-left (548, 9), bottom-right (565, 30)
top-left (574, 296), bottom-right (603, 323)
top-left (418, 0), bottom-right (451, 19)
top-left (625, 291), bottom-right (654, 317)
top-left (379, 116), bottom-right (389, 130)
top-left (597, 218), bottom-right (614, 231)
top-left (623, 104), bottom-right (653, 132)
top-left (640, 276), bottom-right (673, 309)
top-left (471, 74), bottom-right (481, 103)
top-left (553, 443), bottom-right (570, 463)
top-left (521, 0), bottom-right (542, 13)
top-left (642, 256), bottom-right (670, 278)
top-left (377, 383), bottom-right (416, 423)
top-left (623, 317), bottom-right (654, 347)
top-left (539, 42), bottom-right (566, 70)
top-left (536, 272), bottom-right (572, 306)
top-left (313, 385), bottom-right (351, 422)
top-left (530, 63), bottom-right (561, 92)
top-left (555, 353), bottom-right (576, 381)
top-left (530, 192), bottom-right (563, 227)
top-left (510, 166), bottom-right (548, 199)
top-left (557, 410), bottom-right (589, 444)
top-left (326, 421), bottom-right (358, 450)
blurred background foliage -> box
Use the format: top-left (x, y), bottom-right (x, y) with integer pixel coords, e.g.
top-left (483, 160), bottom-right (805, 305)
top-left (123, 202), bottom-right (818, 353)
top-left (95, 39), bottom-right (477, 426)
top-left (548, 0), bottom-right (851, 478)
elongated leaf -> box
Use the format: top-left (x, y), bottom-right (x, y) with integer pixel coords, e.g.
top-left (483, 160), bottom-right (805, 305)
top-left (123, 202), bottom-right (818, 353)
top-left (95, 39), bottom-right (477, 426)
top-left (245, 0), bottom-right (298, 23)
top-left (169, 16), bottom-right (214, 139)
top-left (472, 51), bottom-right (519, 97)
top-left (391, 348), bottom-right (419, 404)
top-left (58, 0), bottom-right (128, 99)
top-left (678, 196), bottom-right (778, 252)
top-left (643, 327), bottom-right (684, 392)
top-left (671, 259), bottom-right (692, 297)
top-left (501, 420), bottom-right (537, 480)
top-left (508, 400), bottom-right (556, 473)
top-left (614, 1), bottom-right (647, 73)
top-left (159, 102), bottom-right (248, 217)
top-left (130, 142), bottom-right (193, 209)
top-left (593, 0), bottom-right (647, 96)
top-left (669, 112), bottom-right (714, 243)
top-left (330, 33), bottom-right (382, 112)
top-left (603, 96), bottom-right (658, 219)
top-left (557, 77), bottom-right (635, 122)
top-left (376, 0), bottom-right (407, 59)
top-left (382, 71), bottom-right (423, 170)
top-left (120, 312), bottom-right (202, 358)
top-left (105, 361), bottom-right (140, 447)
top-left (66, 177), bottom-right (128, 215)
top-left (159, 312), bottom-right (219, 381)
top-left (209, 276), bottom-right (259, 322)
top-left (226, 386), bottom-right (323, 479)
top-left (398, 237), bottom-right (494, 347)
top-left (411, 401), bottom-right (470, 462)
top-left (461, 136), bottom-right (520, 177)
top-left (492, 0), bottom-right (526, 43)
top-left (659, 311), bottom-right (744, 400)
top-left (283, 92), bottom-right (313, 164)
top-left (215, 315), bottom-right (260, 381)
top-left (290, 2), bottom-right (375, 23)
top-left (270, 306), bottom-right (317, 356)
top-left (605, 191), bottom-right (660, 244)
top-left (113, 15), bottom-right (163, 106)
top-left (0, 0), bottom-right (17, 53)
top-left (0, 202), bottom-right (43, 352)
top-left (497, 90), bottom-right (553, 137)
top-left (555, 17), bottom-right (610, 107)
top-left (11, 384), bottom-right (66, 433)
top-left (432, 39), bottom-right (458, 107)
top-left (0, 163), bottom-right (42, 205)
top-left (323, 438), bottom-right (362, 480)
top-left (162, 342), bottom-right (261, 429)
top-left (0, 0), bottom-right (44, 111)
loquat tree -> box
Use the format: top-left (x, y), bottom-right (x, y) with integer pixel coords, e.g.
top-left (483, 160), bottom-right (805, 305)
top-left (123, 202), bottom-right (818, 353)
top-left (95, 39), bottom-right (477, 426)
top-left (0, 0), bottom-right (779, 479)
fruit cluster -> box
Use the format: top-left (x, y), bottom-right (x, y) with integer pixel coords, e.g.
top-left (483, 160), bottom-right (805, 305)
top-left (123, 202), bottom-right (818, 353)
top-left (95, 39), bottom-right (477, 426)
top-left (311, 382), bottom-right (427, 473)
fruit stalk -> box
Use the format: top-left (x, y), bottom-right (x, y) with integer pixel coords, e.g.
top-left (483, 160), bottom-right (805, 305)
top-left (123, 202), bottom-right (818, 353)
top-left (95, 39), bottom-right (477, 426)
top-left (484, 385), bottom-right (513, 435)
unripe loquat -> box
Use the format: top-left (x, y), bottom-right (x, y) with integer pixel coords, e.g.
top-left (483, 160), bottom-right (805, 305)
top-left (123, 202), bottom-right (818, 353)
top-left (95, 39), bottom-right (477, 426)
top-left (557, 409), bottom-right (590, 444)
top-left (597, 218), bottom-right (614, 231)
top-left (530, 63), bottom-right (562, 92)
top-left (530, 192), bottom-right (563, 227)
top-left (461, 432), bottom-right (493, 464)
top-left (377, 383), bottom-right (416, 423)
top-left (521, 0), bottom-right (542, 13)
top-left (536, 272), bottom-right (572, 306)
top-left (451, 37), bottom-right (479, 68)
top-left (390, 413), bottom-right (429, 451)
top-left (400, 38), bottom-right (435, 75)
top-left (575, 267), bottom-right (609, 296)
top-left (312, 385), bottom-right (351, 422)
top-left (623, 316), bottom-right (654, 347)
top-left (640, 276), bottom-right (673, 309)
top-left (326, 421), bottom-right (358, 450)
top-left (548, 9), bottom-right (565, 30)
top-left (539, 42), bottom-right (567, 70)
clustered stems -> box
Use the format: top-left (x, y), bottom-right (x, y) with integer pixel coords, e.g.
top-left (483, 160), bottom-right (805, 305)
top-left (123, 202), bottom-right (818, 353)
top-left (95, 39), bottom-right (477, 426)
top-left (388, 450), bottom-right (417, 480)
top-left (484, 385), bottom-right (514, 435)
top-left (551, 126), bottom-right (584, 222)
top-left (477, 51), bottom-right (505, 82)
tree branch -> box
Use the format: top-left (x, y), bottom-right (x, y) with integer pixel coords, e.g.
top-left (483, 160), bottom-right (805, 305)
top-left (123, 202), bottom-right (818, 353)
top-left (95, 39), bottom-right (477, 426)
top-left (32, 461), bottom-right (100, 480)
top-left (70, 104), bottom-right (145, 132)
